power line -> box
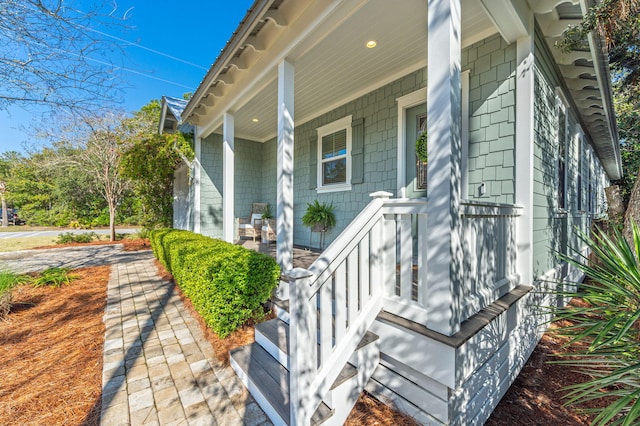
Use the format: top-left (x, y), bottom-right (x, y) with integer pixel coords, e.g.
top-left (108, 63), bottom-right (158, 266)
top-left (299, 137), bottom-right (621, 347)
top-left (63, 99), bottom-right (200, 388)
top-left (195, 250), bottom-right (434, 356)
top-left (41, 41), bottom-right (197, 91)
top-left (85, 27), bottom-right (209, 71)
top-left (85, 56), bottom-right (196, 90)
top-left (12, 1), bottom-right (209, 71)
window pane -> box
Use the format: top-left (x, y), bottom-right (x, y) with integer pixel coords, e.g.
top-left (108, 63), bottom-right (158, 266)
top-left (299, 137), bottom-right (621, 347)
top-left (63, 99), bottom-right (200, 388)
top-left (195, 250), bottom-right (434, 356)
top-left (322, 129), bottom-right (347, 159)
top-left (323, 158), bottom-right (347, 185)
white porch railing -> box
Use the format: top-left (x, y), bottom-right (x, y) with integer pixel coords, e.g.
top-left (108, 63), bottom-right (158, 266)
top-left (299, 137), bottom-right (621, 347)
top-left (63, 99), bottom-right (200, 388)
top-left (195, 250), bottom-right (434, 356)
top-left (460, 201), bottom-right (522, 321)
top-left (285, 191), bottom-right (428, 425)
top-left (284, 195), bottom-right (521, 424)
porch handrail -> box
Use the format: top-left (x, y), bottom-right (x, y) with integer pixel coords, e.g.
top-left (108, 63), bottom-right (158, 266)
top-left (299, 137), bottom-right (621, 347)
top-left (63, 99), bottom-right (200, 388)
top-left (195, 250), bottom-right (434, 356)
top-left (287, 192), bottom-right (427, 425)
top-left (459, 200), bottom-right (523, 321)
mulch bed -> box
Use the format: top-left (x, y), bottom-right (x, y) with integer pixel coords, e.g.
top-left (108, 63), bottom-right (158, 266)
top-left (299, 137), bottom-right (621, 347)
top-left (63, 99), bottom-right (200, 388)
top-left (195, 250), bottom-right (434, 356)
top-left (486, 325), bottom-right (593, 425)
top-left (0, 265), bottom-right (110, 426)
top-left (34, 238), bottom-right (151, 252)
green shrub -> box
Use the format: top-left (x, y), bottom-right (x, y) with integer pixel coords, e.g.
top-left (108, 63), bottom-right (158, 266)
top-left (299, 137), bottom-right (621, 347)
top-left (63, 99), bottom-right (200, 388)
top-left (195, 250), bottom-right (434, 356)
top-left (149, 229), bottom-right (281, 337)
top-left (55, 232), bottom-right (99, 244)
top-left (550, 222), bottom-right (640, 425)
top-left (31, 267), bottom-right (78, 288)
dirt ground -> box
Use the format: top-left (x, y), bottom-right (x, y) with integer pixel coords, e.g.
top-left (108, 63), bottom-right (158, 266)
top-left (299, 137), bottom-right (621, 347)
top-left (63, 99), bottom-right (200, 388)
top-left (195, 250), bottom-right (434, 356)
top-left (486, 328), bottom-right (593, 425)
top-left (0, 240), bottom-right (598, 425)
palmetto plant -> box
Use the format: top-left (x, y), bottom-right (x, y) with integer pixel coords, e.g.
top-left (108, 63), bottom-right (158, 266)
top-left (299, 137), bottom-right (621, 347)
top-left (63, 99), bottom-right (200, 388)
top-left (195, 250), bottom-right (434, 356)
top-left (551, 222), bottom-right (640, 425)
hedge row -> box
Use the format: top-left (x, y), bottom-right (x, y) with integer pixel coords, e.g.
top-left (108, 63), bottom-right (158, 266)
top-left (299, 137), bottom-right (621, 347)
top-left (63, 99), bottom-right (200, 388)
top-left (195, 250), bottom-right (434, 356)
top-left (149, 229), bottom-right (281, 337)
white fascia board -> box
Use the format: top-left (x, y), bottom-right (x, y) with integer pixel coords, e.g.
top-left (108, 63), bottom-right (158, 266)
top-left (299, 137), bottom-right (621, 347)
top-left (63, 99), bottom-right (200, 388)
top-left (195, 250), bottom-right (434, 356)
top-left (480, 0), bottom-right (529, 44)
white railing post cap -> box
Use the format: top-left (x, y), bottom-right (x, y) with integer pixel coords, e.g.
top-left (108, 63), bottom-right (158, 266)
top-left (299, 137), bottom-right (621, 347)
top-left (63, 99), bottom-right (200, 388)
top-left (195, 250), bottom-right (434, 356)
top-left (370, 191), bottom-right (393, 199)
top-left (283, 268), bottom-right (314, 280)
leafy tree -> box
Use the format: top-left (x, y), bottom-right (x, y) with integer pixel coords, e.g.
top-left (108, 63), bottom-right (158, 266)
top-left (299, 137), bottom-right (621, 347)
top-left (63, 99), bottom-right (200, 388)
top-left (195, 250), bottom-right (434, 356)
top-left (0, 152), bottom-right (12, 227)
top-left (615, 95), bottom-right (640, 201)
top-left (121, 100), bottom-right (193, 229)
top-left (48, 114), bottom-right (132, 239)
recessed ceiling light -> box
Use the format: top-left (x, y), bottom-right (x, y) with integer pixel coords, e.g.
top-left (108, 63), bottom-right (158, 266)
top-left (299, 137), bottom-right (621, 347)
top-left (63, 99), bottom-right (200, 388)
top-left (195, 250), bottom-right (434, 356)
top-left (366, 40), bottom-right (377, 48)
top-left (252, 118), bottom-right (259, 123)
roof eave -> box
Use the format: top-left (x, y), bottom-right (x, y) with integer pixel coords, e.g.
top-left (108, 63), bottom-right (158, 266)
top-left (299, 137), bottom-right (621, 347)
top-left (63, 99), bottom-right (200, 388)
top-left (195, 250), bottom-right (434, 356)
top-left (589, 30), bottom-right (623, 180)
top-left (182, 0), bottom-right (275, 122)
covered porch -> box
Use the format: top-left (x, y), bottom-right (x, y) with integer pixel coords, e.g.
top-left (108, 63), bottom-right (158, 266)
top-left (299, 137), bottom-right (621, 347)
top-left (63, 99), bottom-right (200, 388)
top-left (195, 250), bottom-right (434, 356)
top-left (185, 0), bottom-right (501, 284)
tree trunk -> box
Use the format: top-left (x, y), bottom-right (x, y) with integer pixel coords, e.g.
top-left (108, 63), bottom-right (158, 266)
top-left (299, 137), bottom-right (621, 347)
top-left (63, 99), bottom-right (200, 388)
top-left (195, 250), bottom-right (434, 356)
top-left (109, 202), bottom-right (116, 242)
top-left (605, 185), bottom-right (625, 227)
top-left (623, 167), bottom-right (640, 246)
top-left (1, 195), bottom-right (7, 228)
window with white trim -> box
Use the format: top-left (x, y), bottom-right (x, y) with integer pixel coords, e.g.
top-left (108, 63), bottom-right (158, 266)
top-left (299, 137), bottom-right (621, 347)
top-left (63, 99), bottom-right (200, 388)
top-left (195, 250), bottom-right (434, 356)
top-left (556, 93), bottom-right (569, 211)
top-left (317, 116), bottom-right (352, 193)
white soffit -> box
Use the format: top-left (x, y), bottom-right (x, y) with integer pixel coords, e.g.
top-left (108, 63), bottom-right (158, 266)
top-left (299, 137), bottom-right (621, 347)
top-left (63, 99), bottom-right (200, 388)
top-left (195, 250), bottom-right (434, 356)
top-left (531, 0), bottom-right (621, 179)
top-left (192, 0), bottom-right (496, 142)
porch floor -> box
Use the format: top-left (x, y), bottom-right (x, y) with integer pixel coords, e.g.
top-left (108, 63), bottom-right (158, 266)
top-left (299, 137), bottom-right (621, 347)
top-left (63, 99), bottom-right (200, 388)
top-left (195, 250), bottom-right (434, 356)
top-left (236, 240), bottom-right (320, 269)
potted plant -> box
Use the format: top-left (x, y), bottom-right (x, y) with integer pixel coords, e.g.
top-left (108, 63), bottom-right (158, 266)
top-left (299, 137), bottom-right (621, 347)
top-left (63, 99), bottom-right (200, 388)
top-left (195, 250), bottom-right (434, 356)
top-left (302, 200), bottom-right (336, 232)
top-left (261, 204), bottom-right (274, 244)
top-left (261, 204), bottom-right (273, 220)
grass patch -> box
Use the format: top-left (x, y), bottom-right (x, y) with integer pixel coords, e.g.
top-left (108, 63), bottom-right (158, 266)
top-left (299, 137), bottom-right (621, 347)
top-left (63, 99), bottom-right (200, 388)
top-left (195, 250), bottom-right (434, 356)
top-left (31, 268), bottom-right (78, 288)
top-left (0, 236), bottom-right (59, 252)
top-left (0, 271), bottom-right (27, 320)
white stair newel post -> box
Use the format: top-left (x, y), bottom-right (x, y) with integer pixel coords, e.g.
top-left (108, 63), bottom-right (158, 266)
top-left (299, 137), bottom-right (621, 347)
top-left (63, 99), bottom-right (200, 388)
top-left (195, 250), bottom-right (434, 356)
top-left (287, 268), bottom-right (315, 426)
top-left (223, 112), bottom-right (235, 243)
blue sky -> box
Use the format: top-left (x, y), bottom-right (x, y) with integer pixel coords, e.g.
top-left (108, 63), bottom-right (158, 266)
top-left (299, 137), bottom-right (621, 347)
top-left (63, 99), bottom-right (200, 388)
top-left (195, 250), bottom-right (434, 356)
top-left (0, 0), bottom-right (254, 154)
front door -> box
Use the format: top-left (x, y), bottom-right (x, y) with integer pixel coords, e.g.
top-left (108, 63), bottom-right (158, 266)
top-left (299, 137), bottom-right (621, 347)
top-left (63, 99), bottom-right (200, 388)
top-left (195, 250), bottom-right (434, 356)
top-left (405, 103), bottom-right (428, 198)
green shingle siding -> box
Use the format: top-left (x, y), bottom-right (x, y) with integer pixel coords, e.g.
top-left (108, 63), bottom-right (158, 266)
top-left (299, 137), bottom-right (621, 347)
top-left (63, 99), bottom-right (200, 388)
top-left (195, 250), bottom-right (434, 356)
top-left (531, 27), bottom-right (607, 279)
top-left (199, 134), bottom-right (223, 239)
top-left (463, 33), bottom-right (517, 204)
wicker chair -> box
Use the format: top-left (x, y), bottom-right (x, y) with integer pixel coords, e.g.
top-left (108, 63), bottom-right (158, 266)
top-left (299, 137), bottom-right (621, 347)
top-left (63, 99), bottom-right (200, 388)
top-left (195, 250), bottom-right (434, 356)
top-left (238, 203), bottom-right (267, 241)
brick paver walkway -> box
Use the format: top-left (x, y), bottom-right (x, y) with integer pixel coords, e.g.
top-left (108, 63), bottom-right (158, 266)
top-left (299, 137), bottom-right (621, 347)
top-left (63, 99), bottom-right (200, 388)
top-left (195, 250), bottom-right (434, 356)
top-left (100, 251), bottom-right (271, 426)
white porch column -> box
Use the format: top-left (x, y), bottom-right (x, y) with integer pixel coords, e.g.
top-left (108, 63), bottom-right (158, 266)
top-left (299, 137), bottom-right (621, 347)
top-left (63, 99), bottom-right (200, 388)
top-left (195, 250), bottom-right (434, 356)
top-left (425, 0), bottom-right (463, 336)
top-left (194, 133), bottom-right (202, 234)
top-left (223, 112), bottom-right (235, 243)
top-left (515, 11), bottom-right (535, 285)
top-left (277, 60), bottom-right (294, 270)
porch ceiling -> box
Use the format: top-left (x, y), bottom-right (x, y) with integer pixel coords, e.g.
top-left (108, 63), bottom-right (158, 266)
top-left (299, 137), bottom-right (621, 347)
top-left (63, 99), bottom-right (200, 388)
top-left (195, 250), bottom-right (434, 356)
top-left (187, 0), bottom-right (621, 180)
top-left (193, 0), bottom-right (496, 142)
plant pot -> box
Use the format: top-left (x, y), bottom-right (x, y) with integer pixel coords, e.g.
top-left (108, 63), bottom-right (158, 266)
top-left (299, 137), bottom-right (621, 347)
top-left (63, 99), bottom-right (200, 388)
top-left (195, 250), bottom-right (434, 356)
top-left (311, 223), bottom-right (327, 233)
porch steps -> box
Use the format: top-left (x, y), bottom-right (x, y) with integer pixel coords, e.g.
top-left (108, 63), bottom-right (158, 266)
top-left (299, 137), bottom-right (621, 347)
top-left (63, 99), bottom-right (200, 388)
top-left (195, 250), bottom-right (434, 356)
top-left (230, 343), bottom-right (333, 425)
top-left (230, 315), bottom-right (380, 425)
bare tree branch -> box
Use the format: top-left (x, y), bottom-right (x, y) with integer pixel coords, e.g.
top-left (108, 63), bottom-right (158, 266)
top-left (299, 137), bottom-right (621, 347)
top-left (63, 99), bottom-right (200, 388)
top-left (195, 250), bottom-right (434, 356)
top-left (0, 0), bottom-right (126, 113)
